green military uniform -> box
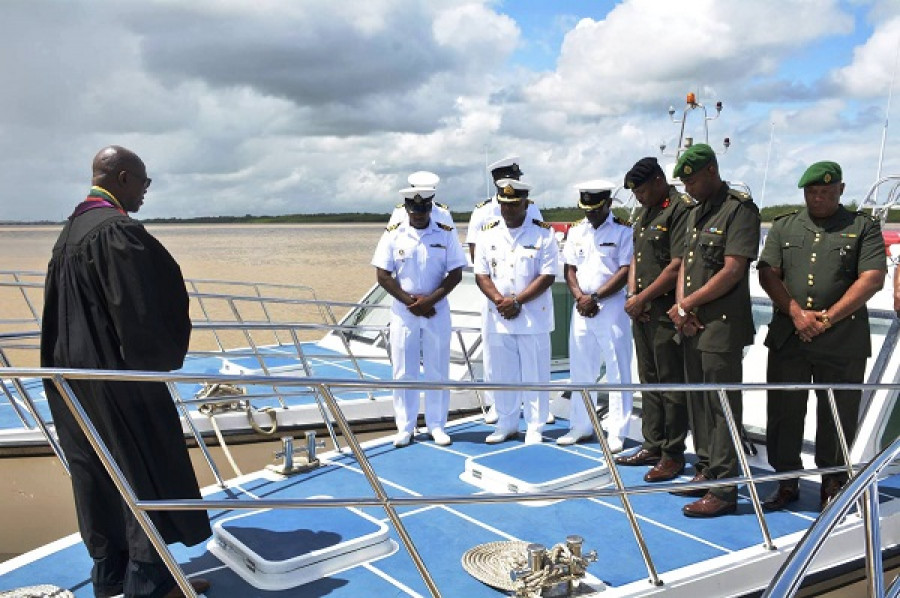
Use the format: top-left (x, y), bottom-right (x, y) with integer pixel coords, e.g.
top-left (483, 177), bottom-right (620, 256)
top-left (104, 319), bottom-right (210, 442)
top-left (632, 185), bottom-right (692, 458)
top-left (682, 182), bottom-right (760, 501)
top-left (759, 205), bottom-right (885, 485)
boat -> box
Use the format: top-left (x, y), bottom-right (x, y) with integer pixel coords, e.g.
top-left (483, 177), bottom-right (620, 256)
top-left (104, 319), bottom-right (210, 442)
top-left (0, 96), bottom-right (898, 597)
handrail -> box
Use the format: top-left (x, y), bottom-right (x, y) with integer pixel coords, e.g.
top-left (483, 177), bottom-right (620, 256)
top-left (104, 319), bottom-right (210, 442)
top-left (1, 366), bottom-right (897, 598)
top-left (763, 436), bottom-right (900, 598)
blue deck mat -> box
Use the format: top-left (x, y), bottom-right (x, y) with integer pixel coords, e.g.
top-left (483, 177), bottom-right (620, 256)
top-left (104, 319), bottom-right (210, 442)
top-left (2, 425), bottom-right (897, 597)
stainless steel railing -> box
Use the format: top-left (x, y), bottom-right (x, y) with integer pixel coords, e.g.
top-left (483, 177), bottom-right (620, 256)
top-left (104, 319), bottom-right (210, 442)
top-left (1, 366), bottom-right (896, 598)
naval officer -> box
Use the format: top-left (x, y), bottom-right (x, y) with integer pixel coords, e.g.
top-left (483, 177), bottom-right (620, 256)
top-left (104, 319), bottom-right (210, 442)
top-left (467, 155), bottom-right (545, 425)
top-left (615, 157), bottom-right (692, 481)
top-left (667, 144), bottom-right (760, 518)
top-left (758, 161), bottom-right (885, 510)
top-left (372, 186), bottom-right (468, 447)
top-left (558, 180), bottom-right (633, 451)
top-left (474, 179), bottom-right (558, 444)
top-left (388, 171), bottom-right (454, 228)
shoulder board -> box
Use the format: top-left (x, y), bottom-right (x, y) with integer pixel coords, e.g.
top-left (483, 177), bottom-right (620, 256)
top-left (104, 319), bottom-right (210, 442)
top-left (727, 188), bottom-right (752, 202)
top-left (571, 217), bottom-right (587, 226)
top-left (481, 219), bottom-right (500, 231)
top-left (679, 193), bottom-right (696, 206)
top-left (528, 199), bottom-right (535, 205)
top-left (437, 222), bottom-right (454, 231)
top-left (475, 199), bottom-right (491, 209)
top-left (394, 202), bottom-right (404, 209)
top-left (385, 222), bottom-right (400, 232)
top-left (434, 201), bottom-right (449, 210)
top-left (613, 216), bottom-right (630, 226)
top-left (532, 219), bottom-right (552, 229)
top-left (773, 210), bottom-right (799, 222)
top-left (855, 210), bottom-right (879, 223)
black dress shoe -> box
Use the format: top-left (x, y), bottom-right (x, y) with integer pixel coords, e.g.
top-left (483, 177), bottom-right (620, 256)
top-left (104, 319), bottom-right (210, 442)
top-left (644, 457), bottom-right (685, 482)
top-left (614, 448), bottom-right (661, 466)
top-left (670, 472), bottom-right (708, 497)
top-left (683, 492), bottom-right (737, 518)
top-left (820, 477), bottom-right (845, 511)
top-left (762, 483), bottom-right (800, 511)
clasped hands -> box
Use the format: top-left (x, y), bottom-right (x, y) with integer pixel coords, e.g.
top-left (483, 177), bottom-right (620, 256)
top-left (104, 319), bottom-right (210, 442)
top-left (406, 294), bottom-right (437, 318)
top-left (791, 308), bottom-right (831, 343)
top-left (624, 294), bottom-right (650, 323)
top-left (495, 295), bottom-right (522, 319)
top-left (575, 294), bottom-right (599, 318)
top-left (666, 303), bottom-right (704, 337)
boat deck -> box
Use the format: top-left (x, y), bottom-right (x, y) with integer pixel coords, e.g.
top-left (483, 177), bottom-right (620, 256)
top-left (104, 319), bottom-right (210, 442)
top-left (2, 416), bottom-right (897, 597)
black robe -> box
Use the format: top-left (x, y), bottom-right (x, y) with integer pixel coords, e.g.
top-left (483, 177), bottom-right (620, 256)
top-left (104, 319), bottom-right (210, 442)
top-left (40, 205), bottom-right (211, 564)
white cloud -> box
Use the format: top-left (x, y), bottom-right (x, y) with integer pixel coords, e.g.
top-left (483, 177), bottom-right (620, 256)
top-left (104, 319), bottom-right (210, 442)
top-left (832, 15), bottom-right (900, 98)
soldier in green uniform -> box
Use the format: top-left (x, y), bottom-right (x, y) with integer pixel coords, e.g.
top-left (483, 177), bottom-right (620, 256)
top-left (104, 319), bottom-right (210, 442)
top-left (667, 144), bottom-right (761, 518)
top-left (757, 161), bottom-right (885, 511)
top-left (615, 157), bottom-right (693, 483)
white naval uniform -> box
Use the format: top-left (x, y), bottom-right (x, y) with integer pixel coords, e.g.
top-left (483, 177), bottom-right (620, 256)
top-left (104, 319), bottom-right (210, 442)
top-left (388, 202), bottom-right (454, 228)
top-left (474, 218), bottom-right (558, 433)
top-left (371, 219), bottom-right (468, 435)
top-left (563, 213), bottom-right (634, 442)
top-left (467, 197), bottom-right (544, 414)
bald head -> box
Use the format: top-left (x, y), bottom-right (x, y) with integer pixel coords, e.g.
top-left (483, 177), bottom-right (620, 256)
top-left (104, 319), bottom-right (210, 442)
top-left (91, 145), bottom-right (150, 213)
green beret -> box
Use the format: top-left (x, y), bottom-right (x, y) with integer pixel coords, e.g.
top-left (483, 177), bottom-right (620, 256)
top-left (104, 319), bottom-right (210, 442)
top-left (797, 161), bottom-right (842, 188)
top-left (672, 143), bottom-right (716, 178)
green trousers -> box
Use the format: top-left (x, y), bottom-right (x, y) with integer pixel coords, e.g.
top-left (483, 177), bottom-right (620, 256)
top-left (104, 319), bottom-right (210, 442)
top-left (632, 299), bottom-right (688, 458)
top-left (766, 334), bottom-right (864, 485)
top-left (683, 336), bottom-right (743, 501)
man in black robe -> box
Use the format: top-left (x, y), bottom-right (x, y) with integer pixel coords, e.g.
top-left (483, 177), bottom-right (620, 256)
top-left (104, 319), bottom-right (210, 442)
top-left (41, 146), bottom-right (211, 598)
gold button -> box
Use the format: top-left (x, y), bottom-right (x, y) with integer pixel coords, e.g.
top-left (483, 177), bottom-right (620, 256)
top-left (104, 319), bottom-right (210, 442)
top-left (811, 253), bottom-right (816, 257)
top-left (808, 280), bottom-right (814, 286)
top-left (636, 258), bottom-right (641, 262)
top-left (811, 258), bottom-right (816, 263)
top-left (689, 251), bottom-right (694, 257)
top-left (808, 274), bottom-right (814, 279)
top-left (722, 314), bottom-right (727, 320)
top-left (686, 282), bottom-right (692, 287)
top-left (637, 252), bottom-right (642, 257)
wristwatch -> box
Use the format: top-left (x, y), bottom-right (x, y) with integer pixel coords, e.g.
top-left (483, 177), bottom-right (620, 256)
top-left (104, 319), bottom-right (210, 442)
top-left (820, 311), bottom-right (832, 328)
top-left (512, 299), bottom-right (522, 311)
top-left (677, 304), bottom-right (687, 318)
top-left (625, 291), bottom-right (635, 299)
top-left (590, 292), bottom-right (600, 303)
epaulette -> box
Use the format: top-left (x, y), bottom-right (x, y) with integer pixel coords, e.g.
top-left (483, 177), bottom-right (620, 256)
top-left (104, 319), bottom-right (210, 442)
top-left (475, 199), bottom-right (491, 209)
top-left (532, 219), bottom-right (552, 229)
top-left (680, 193), bottom-right (696, 206)
top-left (435, 201), bottom-right (449, 210)
top-left (395, 202), bottom-right (404, 209)
top-left (385, 222), bottom-right (400, 232)
top-left (437, 222), bottom-right (454, 231)
top-left (528, 199), bottom-right (535, 205)
top-left (855, 210), bottom-right (879, 223)
top-left (613, 216), bottom-right (630, 226)
top-left (773, 210), bottom-right (799, 222)
top-left (482, 219), bottom-right (500, 231)
top-left (727, 188), bottom-right (752, 202)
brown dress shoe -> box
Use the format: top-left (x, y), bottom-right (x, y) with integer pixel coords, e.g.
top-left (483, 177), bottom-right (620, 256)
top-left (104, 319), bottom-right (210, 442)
top-left (164, 578), bottom-right (211, 598)
top-left (683, 492), bottom-right (737, 518)
top-left (762, 483), bottom-right (800, 511)
top-left (670, 472), bottom-right (708, 497)
top-left (614, 448), bottom-right (661, 466)
top-left (644, 457), bottom-right (685, 482)
top-left (820, 477), bottom-right (845, 510)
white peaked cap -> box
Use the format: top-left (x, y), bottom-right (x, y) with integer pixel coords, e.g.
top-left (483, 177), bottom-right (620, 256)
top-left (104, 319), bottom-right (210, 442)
top-left (399, 186), bottom-right (436, 200)
top-left (487, 155), bottom-right (520, 172)
top-left (407, 171), bottom-right (440, 188)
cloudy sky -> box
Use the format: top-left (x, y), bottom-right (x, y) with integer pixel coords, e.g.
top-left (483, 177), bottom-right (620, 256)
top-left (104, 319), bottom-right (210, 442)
top-left (2, 0), bottom-right (900, 221)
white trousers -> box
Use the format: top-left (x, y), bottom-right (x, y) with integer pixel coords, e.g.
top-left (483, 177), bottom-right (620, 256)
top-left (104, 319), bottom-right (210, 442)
top-left (390, 309), bottom-right (451, 434)
top-left (483, 332), bottom-right (550, 431)
top-left (569, 299), bottom-right (633, 440)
